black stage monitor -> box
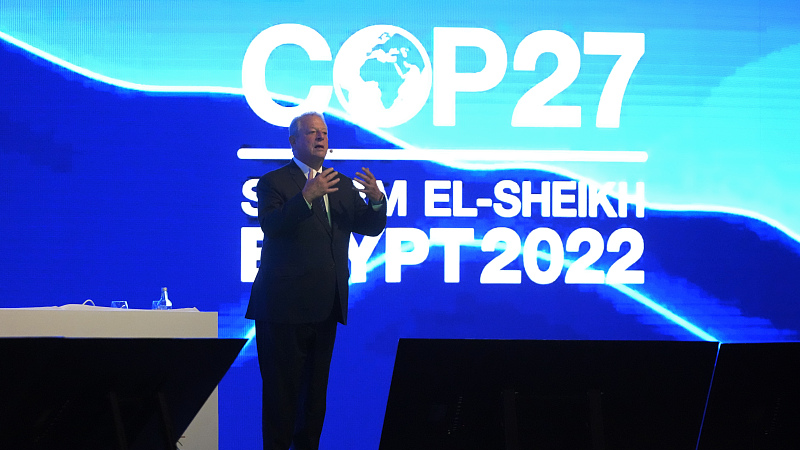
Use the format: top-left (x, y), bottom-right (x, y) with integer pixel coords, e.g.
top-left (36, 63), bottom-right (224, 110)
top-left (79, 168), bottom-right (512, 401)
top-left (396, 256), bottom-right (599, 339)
top-left (0, 337), bottom-right (245, 450)
top-left (697, 342), bottom-right (800, 450)
top-left (380, 339), bottom-right (719, 450)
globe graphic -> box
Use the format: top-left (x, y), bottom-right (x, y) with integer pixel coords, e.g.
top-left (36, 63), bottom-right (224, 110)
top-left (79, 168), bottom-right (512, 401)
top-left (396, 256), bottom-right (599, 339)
top-left (333, 25), bottom-right (432, 128)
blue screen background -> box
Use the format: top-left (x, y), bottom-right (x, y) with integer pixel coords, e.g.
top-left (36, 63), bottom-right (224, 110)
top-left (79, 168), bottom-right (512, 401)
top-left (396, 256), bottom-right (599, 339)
top-left (2, 1), bottom-right (799, 449)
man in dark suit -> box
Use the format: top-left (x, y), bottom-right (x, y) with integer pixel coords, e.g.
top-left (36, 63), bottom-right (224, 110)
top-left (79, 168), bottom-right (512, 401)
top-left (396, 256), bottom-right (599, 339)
top-left (246, 112), bottom-right (387, 450)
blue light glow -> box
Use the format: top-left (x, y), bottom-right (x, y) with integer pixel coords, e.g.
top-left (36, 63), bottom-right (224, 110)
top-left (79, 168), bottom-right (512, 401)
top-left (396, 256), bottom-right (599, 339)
top-left (4, 4), bottom-right (799, 449)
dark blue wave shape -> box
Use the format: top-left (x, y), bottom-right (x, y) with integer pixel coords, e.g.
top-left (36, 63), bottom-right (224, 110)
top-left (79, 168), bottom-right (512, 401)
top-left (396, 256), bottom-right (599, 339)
top-left (0, 37), bottom-right (395, 308)
top-left (3, 37), bottom-right (800, 450)
top-left (3, 35), bottom-right (800, 341)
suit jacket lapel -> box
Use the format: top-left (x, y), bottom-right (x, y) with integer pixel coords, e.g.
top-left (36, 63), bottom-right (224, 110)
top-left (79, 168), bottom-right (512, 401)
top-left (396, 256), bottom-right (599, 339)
top-left (288, 160), bottom-right (306, 192)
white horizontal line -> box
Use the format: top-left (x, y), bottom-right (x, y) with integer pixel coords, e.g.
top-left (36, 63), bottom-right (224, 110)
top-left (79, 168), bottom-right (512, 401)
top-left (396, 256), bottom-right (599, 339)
top-left (237, 148), bottom-right (648, 163)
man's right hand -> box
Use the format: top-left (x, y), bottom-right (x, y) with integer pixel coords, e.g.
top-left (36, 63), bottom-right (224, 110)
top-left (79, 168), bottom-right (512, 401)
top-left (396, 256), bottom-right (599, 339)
top-left (302, 167), bottom-right (340, 203)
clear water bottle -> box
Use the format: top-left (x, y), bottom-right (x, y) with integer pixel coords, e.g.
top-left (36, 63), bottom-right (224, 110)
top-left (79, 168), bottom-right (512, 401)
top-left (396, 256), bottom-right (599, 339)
top-left (154, 287), bottom-right (172, 310)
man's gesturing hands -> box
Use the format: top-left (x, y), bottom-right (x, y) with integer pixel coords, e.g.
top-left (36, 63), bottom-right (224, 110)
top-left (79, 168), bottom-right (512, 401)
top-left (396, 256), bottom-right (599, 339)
top-left (354, 167), bottom-right (384, 203)
top-left (302, 167), bottom-right (339, 203)
top-left (302, 167), bottom-right (385, 204)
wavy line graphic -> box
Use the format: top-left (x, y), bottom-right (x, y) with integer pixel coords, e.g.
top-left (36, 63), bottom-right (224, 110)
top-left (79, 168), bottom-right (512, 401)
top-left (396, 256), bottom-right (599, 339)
top-left (3, 29), bottom-right (795, 344)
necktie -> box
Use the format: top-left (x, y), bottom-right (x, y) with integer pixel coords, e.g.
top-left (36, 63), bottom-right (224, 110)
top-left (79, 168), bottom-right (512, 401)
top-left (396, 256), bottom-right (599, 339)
top-left (313, 170), bottom-right (330, 228)
top-left (319, 193), bottom-right (328, 223)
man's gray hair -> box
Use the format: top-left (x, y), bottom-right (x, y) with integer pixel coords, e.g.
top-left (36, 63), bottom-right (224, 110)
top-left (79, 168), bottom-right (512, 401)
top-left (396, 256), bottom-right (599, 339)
top-left (288, 111), bottom-right (326, 137)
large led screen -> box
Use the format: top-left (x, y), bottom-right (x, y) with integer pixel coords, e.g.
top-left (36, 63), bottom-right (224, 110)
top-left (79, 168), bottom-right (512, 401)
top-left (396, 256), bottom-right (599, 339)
top-left (2, 1), bottom-right (799, 449)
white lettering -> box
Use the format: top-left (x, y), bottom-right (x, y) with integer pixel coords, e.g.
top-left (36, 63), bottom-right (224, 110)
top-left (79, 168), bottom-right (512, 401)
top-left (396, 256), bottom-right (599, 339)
top-left (493, 180), bottom-right (521, 218)
top-left (385, 180), bottom-right (407, 217)
top-left (589, 182), bottom-right (617, 218)
top-left (480, 227), bottom-right (522, 284)
top-left (552, 180), bottom-right (577, 217)
top-left (241, 26), bottom-right (643, 130)
top-left (512, 30), bottom-right (581, 127)
top-left (452, 180), bottom-right (478, 217)
top-left (241, 227), bottom-right (263, 283)
top-left (242, 179), bottom-right (259, 217)
top-left (522, 180), bottom-right (551, 217)
top-left (425, 180), bottom-right (452, 217)
top-left (242, 24), bottom-right (333, 127)
top-left (430, 228), bottom-right (475, 283)
top-left (617, 181), bottom-right (646, 218)
top-left (522, 227), bottom-right (564, 284)
top-left (432, 27), bottom-right (507, 126)
top-left (385, 228), bottom-right (431, 283)
top-left (348, 232), bottom-right (384, 283)
top-left (584, 32), bottom-right (645, 128)
top-left (578, 181), bottom-right (588, 218)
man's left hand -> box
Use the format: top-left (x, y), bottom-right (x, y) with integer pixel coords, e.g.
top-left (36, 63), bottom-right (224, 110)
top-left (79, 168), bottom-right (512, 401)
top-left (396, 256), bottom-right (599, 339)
top-left (354, 167), bottom-right (385, 203)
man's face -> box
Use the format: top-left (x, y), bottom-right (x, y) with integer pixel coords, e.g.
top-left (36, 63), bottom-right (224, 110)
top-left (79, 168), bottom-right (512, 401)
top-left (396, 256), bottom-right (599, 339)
top-left (290, 115), bottom-right (328, 168)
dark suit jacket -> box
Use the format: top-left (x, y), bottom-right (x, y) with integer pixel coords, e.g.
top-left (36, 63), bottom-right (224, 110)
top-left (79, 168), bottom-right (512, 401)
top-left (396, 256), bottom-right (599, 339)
top-left (246, 160), bottom-right (387, 325)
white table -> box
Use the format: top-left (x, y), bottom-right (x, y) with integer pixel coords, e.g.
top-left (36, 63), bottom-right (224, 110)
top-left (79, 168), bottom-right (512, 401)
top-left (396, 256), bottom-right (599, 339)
top-left (0, 304), bottom-right (220, 450)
